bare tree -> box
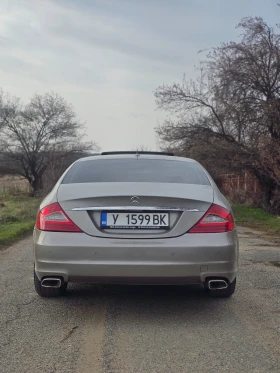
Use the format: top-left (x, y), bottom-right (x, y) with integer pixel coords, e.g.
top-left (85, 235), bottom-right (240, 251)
top-left (155, 16), bottom-right (280, 210)
top-left (0, 91), bottom-right (98, 195)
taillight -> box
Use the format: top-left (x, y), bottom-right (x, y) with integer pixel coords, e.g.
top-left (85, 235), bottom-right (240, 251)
top-left (188, 204), bottom-right (234, 233)
top-left (36, 202), bottom-right (82, 232)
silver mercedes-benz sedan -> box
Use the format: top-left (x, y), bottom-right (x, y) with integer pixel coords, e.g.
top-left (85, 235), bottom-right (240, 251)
top-left (33, 151), bottom-right (238, 298)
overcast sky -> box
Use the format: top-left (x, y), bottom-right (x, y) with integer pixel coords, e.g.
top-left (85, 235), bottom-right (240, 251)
top-left (0, 0), bottom-right (278, 151)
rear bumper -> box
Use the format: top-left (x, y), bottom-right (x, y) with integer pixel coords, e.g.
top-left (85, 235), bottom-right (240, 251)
top-left (33, 229), bottom-right (239, 284)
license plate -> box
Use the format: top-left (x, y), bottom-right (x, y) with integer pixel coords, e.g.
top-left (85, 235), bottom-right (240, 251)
top-left (101, 212), bottom-right (169, 229)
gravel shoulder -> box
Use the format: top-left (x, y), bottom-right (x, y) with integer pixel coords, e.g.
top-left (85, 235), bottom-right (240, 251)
top-left (1, 227), bottom-right (280, 373)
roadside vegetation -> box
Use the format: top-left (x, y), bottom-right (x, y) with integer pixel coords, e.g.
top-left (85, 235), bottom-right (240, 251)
top-left (233, 205), bottom-right (280, 235)
top-left (0, 89), bottom-right (98, 247)
top-left (0, 91), bottom-right (99, 196)
top-left (0, 194), bottom-right (40, 247)
top-left (155, 14), bottom-right (280, 214)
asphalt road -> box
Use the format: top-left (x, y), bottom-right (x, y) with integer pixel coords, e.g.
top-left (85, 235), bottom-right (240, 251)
top-left (1, 227), bottom-right (280, 373)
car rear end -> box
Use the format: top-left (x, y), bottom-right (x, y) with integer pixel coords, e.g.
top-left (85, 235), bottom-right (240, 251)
top-left (33, 152), bottom-right (238, 297)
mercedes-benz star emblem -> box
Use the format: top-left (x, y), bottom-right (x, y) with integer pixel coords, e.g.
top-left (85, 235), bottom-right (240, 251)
top-left (131, 196), bottom-right (140, 205)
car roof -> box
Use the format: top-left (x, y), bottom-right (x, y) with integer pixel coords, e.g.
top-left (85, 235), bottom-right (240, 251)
top-left (77, 154), bottom-right (197, 163)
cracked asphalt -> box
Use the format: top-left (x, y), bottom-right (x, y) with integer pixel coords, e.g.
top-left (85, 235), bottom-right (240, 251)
top-left (1, 227), bottom-right (280, 373)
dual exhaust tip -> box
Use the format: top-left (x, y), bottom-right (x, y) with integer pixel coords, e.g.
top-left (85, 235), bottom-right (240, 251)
top-left (207, 279), bottom-right (228, 290)
top-left (41, 277), bottom-right (228, 291)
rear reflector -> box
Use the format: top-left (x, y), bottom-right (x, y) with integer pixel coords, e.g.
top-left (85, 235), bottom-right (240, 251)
top-left (36, 202), bottom-right (82, 232)
top-left (188, 204), bottom-right (234, 233)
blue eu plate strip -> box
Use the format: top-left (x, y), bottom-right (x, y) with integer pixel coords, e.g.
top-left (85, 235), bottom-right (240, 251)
top-left (101, 212), bottom-right (107, 227)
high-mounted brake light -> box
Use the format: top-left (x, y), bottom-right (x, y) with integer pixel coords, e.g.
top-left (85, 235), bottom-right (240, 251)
top-left (36, 202), bottom-right (82, 232)
top-left (188, 204), bottom-right (234, 233)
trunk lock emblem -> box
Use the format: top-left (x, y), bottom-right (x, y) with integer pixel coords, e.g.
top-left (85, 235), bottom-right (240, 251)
top-left (131, 196), bottom-right (140, 205)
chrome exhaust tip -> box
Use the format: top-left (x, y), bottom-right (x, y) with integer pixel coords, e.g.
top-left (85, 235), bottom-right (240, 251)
top-left (208, 279), bottom-right (228, 290)
top-left (41, 278), bottom-right (62, 288)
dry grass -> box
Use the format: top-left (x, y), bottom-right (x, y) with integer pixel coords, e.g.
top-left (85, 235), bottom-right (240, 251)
top-left (0, 175), bottom-right (31, 195)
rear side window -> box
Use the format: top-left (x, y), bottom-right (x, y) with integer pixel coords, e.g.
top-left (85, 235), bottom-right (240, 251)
top-left (62, 158), bottom-right (210, 185)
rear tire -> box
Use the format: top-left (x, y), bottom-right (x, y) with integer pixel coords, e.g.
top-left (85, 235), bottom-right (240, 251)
top-left (205, 278), bottom-right (236, 298)
top-left (34, 270), bottom-right (67, 297)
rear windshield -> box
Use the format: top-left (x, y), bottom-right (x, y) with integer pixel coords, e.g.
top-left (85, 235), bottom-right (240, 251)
top-left (62, 158), bottom-right (210, 185)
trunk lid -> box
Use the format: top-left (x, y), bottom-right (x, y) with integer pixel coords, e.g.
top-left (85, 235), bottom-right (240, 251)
top-left (57, 182), bottom-right (213, 238)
